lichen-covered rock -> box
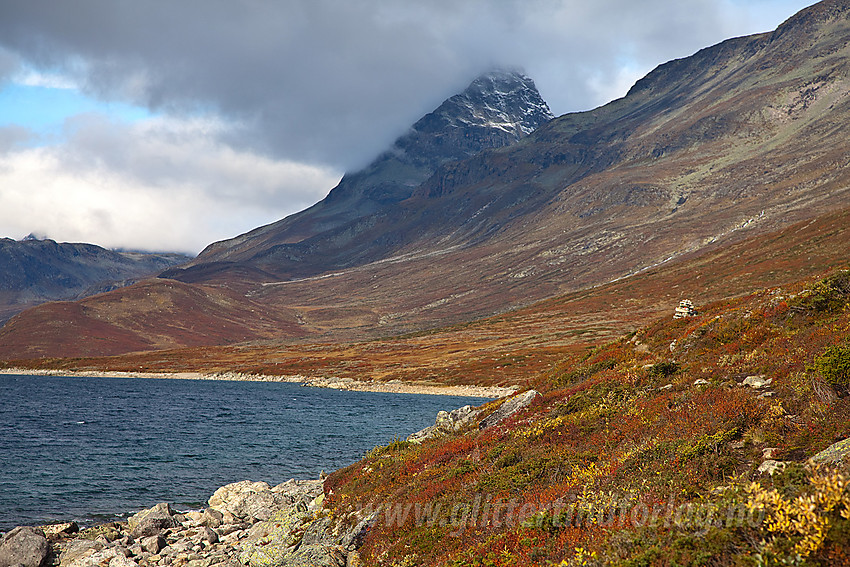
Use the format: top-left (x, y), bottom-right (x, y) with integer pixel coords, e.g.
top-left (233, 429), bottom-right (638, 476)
top-left (76, 524), bottom-right (123, 543)
top-left (238, 507), bottom-right (312, 567)
top-left (209, 481), bottom-right (295, 521)
top-left (757, 459), bottom-right (787, 475)
top-left (0, 526), bottom-right (50, 567)
top-left (284, 544), bottom-right (346, 567)
top-left (812, 437), bottom-right (850, 464)
top-left (478, 390), bottom-right (541, 430)
top-left (39, 523), bottom-right (79, 539)
top-left (741, 375), bottom-right (772, 389)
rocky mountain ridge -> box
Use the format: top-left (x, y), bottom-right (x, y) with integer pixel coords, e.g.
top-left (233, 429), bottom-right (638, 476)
top-left (0, 238), bottom-right (190, 324)
top-left (171, 69), bottom-right (553, 280)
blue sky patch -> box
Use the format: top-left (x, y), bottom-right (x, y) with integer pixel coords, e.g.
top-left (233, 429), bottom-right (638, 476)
top-left (0, 82), bottom-right (153, 144)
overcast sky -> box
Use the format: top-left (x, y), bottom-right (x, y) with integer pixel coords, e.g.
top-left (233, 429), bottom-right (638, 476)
top-left (0, 0), bottom-right (816, 254)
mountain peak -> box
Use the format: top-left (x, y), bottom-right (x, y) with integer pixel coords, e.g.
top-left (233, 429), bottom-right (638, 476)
top-left (412, 69), bottom-right (554, 140)
top-left (179, 70), bottom-right (554, 271)
top-left (774, 0), bottom-right (850, 35)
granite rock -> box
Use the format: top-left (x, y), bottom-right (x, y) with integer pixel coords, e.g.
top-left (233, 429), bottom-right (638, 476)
top-left (128, 503), bottom-right (178, 538)
top-left (0, 526), bottom-right (50, 567)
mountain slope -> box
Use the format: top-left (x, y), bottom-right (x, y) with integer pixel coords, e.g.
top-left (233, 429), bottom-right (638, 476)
top-left (4, 0), bottom-right (850, 358)
top-left (170, 0), bottom-right (850, 290)
top-left (0, 238), bottom-right (190, 324)
top-left (166, 69), bottom-right (554, 282)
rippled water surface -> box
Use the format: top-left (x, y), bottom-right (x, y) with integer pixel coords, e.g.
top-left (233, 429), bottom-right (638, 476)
top-left (0, 374), bottom-right (488, 531)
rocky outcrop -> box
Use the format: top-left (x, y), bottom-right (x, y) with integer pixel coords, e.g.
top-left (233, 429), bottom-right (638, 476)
top-left (408, 390), bottom-right (541, 442)
top-left (478, 390), bottom-right (541, 430)
top-left (407, 405), bottom-right (482, 443)
top-left (0, 526), bottom-right (50, 567)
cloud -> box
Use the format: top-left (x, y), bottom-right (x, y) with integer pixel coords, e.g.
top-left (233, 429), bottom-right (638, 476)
top-left (14, 69), bottom-right (77, 89)
top-left (0, 1), bottom-right (816, 169)
top-left (0, 0), bottom-right (815, 252)
top-left (0, 115), bottom-right (340, 254)
top-left (0, 125), bottom-right (35, 152)
top-left (0, 47), bottom-right (20, 82)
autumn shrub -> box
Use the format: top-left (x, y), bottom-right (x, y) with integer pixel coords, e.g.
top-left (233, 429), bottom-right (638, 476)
top-left (599, 463), bottom-right (850, 565)
top-left (677, 428), bottom-right (739, 460)
top-left (792, 270), bottom-right (850, 313)
top-left (477, 456), bottom-right (553, 493)
top-left (812, 344), bottom-right (850, 395)
top-left (553, 358), bottom-right (617, 388)
top-left (647, 361), bottom-right (679, 378)
top-left (746, 463), bottom-right (850, 561)
top-left (365, 436), bottom-right (413, 459)
top-left (447, 458), bottom-right (477, 479)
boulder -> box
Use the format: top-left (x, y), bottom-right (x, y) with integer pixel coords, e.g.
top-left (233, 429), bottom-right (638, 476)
top-left (408, 405), bottom-right (482, 443)
top-left (812, 437), bottom-right (850, 464)
top-left (199, 508), bottom-right (223, 529)
top-left (140, 535), bottom-right (166, 555)
top-left (58, 538), bottom-right (102, 567)
top-left (209, 480), bottom-right (296, 521)
top-left (200, 527), bottom-right (218, 545)
top-left (478, 390), bottom-right (541, 430)
top-left (272, 479), bottom-right (324, 511)
top-left (209, 479), bottom-right (325, 522)
top-left (0, 526), bottom-right (50, 567)
top-left (39, 522), bottom-right (79, 539)
top-left (741, 375), bottom-right (772, 389)
top-left (128, 503), bottom-right (179, 538)
top-left (757, 460), bottom-right (787, 476)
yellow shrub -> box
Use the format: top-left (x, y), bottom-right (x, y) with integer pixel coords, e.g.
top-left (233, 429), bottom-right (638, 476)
top-left (746, 463), bottom-right (850, 558)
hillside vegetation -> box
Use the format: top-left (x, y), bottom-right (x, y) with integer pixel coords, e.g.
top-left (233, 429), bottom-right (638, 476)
top-left (321, 268), bottom-right (850, 566)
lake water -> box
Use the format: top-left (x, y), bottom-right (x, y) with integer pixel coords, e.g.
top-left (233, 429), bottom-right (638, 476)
top-left (0, 374), bottom-right (488, 531)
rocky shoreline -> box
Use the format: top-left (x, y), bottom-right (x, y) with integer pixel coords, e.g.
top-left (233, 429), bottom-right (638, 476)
top-left (0, 478), bottom-right (370, 567)
top-left (0, 368), bottom-right (517, 399)
top-left (0, 389), bottom-right (543, 567)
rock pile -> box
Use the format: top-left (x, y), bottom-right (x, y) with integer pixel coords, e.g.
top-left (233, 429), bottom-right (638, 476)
top-left (13, 478), bottom-right (370, 567)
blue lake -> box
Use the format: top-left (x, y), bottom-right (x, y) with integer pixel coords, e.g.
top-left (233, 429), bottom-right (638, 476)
top-left (0, 374), bottom-right (488, 531)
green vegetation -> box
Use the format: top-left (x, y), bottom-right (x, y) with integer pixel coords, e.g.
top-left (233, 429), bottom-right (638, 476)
top-left (792, 270), bottom-right (850, 314)
top-left (813, 345), bottom-right (850, 395)
top-left (647, 361), bottom-right (680, 379)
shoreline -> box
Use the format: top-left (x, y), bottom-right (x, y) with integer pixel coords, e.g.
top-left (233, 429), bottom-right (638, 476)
top-left (0, 367), bottom-right (518, 399)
